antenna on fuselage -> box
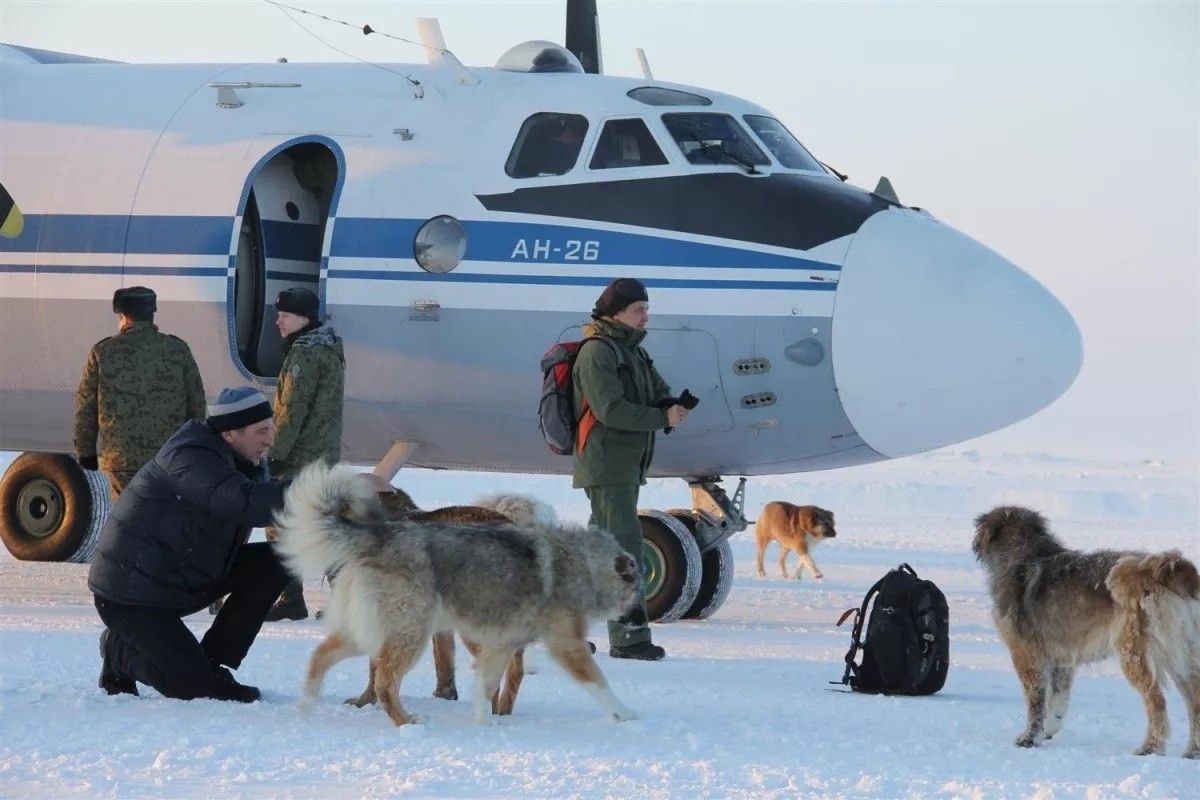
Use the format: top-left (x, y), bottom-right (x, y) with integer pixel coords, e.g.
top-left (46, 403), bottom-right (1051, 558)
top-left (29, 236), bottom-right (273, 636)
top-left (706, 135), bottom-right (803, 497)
top-left (416, 18), bottom-right (479, 86)
top-left (635, 48), bottom-right (654, 80)
top-left (565, 0), bottom-right (602, 74)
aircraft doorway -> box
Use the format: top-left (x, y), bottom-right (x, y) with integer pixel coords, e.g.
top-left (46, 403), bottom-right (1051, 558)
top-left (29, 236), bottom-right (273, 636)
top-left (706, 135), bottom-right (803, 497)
top-left (233, 141), bottom-right (339, 378)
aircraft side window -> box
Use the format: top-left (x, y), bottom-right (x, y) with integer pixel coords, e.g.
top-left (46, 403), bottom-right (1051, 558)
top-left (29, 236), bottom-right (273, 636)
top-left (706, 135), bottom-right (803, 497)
top-left (505, 113), bottom-right (590, 178)
top-left (743, 115), bottom-right (823, 172)
top-left (589, 119), bottom-right (668, 170)
top-left (661, 113), bottom-right (770, 168)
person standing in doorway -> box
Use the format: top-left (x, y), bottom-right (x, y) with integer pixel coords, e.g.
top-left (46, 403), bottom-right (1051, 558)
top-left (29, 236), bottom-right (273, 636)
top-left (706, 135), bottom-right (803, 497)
top-left (74, 286), bottom-right (206, 500)
top-left (572, 278), bottom-right (689, 661)
top-left (263, 287), bottom-right (345, 621)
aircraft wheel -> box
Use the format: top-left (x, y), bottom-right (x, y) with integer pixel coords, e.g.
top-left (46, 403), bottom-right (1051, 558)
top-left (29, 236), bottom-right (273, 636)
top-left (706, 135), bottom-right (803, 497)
top-left (638, 510), bottom-right (701, 624)
top-left (0, 453), bottom-right (109, 562)
top-left (668, 510), bottom-right (735, 620)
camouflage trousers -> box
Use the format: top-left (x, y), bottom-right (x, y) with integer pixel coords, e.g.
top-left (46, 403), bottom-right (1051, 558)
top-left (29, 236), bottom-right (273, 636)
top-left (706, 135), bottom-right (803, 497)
top-left (105, 471), bottom-right (139, 502)
top-left (584, 484), bottom-right (651, 648)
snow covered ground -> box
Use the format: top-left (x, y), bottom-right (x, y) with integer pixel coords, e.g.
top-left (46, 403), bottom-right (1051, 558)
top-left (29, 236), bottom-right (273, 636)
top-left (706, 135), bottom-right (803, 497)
top-left (1, 450), bottom-right (1197, 799)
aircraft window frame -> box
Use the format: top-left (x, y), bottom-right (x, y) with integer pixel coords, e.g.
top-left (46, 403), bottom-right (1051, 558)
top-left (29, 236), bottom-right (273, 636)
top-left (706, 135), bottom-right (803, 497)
top-left (505, 112), bottom-right (591, 179)
top-left (627, 87), bottom-right (713, 107)
top-left (587, 117), bottom-right (670, 171)
top-left (742, 115), bottom-right (824, 172)
top-left (661, 112), bottom-right (770, 168)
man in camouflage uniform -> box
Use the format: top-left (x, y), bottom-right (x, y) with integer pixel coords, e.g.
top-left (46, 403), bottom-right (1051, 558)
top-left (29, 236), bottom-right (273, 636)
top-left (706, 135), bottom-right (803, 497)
top-left (264, 287), bottom-right (345, 621)
top-left (74, 286), bottom-right (207, 500)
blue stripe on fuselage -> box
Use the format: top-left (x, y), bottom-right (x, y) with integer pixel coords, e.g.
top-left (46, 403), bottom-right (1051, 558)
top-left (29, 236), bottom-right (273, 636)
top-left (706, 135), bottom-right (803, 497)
top-left (0, 214), bottom-right (233, 255)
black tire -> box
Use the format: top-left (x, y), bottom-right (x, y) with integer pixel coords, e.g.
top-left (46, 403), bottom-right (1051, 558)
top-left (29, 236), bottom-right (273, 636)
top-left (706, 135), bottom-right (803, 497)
top-left (638, 510), bottom-right (701, 623)
top-left (0, 453), bottom-right (109, 562)
top-left (669, 510), bottom-right (736, 620)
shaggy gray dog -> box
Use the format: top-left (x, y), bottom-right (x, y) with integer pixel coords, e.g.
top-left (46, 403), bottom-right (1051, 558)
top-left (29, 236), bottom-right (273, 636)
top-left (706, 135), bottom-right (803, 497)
top-left (973, 505), bottom-right (1200, 757)
top-left (273, 462), bottom-right (640, 725)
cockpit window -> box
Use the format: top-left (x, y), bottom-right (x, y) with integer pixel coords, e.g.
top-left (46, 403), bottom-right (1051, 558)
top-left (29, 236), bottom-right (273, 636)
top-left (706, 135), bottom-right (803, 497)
top-left (589, 119), bottom-right (669, 170)
top-left (627, 87), bottom-right (713, 106)
top-left (505, 113), bottom-right (589, 178)
top-left (743, 115), bottom-right (823, 172)
top-left (661, 113), bottom-right (769, 168)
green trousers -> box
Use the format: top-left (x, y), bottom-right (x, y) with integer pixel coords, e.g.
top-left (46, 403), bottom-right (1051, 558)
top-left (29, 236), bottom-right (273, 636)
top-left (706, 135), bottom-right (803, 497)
top-left (585, 484), bottom-right (651, 648)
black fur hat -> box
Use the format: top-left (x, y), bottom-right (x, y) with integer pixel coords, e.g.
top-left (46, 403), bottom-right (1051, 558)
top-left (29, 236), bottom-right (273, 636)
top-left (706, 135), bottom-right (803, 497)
top-left (275, 287), bottom-right (320, 322)
top-left (594, 278), bottom-right (648, 317)
top-left (112, 286), bottom-right (156, 320)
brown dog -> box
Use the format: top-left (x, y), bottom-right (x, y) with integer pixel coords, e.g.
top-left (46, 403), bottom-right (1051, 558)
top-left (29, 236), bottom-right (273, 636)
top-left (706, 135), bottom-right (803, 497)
top-left (343, 488), bottom-right (527, 716)
top-left (974, 505), bottom-right (1200, 757)
top-left (754, 502), bottom-right (836, 579)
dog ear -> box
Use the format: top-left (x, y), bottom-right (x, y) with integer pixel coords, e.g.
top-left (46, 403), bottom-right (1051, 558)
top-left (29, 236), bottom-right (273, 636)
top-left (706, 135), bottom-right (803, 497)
top-left (1151, 551), bottom-right (1200, 599)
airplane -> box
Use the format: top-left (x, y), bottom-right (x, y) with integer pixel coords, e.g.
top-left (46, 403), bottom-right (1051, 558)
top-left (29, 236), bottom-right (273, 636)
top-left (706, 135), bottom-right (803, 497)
top-left (0, 0), bottom-right (1082, 623)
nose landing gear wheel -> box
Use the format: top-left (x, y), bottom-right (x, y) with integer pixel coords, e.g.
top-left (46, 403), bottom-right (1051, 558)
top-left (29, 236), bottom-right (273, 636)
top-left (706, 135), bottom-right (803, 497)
top-left (668, 509), bottom-right (735, 620)
top-left (637, 510), bottom-right (701, 623)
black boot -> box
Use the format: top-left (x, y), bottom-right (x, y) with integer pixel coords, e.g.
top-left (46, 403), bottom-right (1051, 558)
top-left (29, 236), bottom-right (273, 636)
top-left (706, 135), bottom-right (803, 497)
top-left (264, 578), bottom-right (308, 622)
top-left (609, 641), bottom-right (666, 661)
top-left (98, 629), bottom-right (138, 696)
top-left (209, 660), bottom-right (261, 703)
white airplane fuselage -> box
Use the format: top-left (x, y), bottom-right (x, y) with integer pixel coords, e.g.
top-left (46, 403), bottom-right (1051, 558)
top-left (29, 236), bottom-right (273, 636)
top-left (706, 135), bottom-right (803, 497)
top-left (0, 46), bottom-right (1083, 478)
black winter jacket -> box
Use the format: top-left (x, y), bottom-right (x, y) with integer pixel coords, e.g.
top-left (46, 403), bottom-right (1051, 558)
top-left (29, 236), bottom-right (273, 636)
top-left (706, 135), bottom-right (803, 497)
top-left (88, 420), bottom-right (287, 611)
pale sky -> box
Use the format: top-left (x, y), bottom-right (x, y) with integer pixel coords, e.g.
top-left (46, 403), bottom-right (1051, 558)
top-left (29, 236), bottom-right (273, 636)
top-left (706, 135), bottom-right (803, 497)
top-left (3, 0), bottom-right (1198, 469)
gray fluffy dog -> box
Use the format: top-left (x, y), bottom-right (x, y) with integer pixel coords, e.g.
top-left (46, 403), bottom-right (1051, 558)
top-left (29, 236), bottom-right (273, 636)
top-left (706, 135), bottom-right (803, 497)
top-left (273, 462), bottom-right (641, 725)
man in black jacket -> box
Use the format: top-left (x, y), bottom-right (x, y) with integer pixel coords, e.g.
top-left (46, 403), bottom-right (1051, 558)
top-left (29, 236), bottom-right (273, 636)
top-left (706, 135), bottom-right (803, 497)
top-left (88, 386), bottom-right (293, 702)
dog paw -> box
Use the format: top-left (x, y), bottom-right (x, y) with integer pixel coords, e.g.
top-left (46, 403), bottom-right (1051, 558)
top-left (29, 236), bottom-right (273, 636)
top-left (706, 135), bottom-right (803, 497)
top-left (1014, 733), bottom-right (1041, 748)
top-left (432, 687), bottom-right (458, 701)
top-left (1182, 747), bottom-right (1199, 760)
top-left (814, 573), bottom-right (824, 581)
top-left (297, 696), bottom-right (315, 714)
top-left (610, 707), bottom-right (639, 722)
top-left (1134, 741), bottom-right (1165, 757)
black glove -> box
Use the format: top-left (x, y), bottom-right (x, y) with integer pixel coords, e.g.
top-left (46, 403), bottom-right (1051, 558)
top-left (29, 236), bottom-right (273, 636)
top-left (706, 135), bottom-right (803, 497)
top-left (659, 389), bottom-right (699, 434)
top-left (78, 455), bottom-right (99, 471)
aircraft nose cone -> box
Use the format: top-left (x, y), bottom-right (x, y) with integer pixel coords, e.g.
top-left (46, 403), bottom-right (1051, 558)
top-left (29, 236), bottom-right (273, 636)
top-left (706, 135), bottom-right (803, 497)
top-left (831, 209), bottom-right (1082, 458)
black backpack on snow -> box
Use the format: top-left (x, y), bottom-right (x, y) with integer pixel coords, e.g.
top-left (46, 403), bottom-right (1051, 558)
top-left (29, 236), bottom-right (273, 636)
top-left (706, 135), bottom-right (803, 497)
top-left (836, 563), bottom-right (949, 695)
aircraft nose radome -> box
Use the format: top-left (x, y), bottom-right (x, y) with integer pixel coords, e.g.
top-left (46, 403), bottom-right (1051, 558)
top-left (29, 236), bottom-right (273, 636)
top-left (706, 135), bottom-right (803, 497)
top-left (831, 209), bottom-right (1082, 458)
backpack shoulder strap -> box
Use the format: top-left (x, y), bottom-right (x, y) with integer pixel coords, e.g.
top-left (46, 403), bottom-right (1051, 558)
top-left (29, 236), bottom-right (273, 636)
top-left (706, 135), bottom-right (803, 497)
top-left (581, 335), bottom-right (626, 371)
top-left (839, 571), bottom-right (892, 686)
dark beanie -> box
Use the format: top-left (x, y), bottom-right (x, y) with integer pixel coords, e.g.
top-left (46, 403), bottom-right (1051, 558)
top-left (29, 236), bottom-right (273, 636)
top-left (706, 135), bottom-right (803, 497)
top-left (207, 386), bottom-right (273, 433)
top-left (112, 286), bottom-right (156, 319)
top-left (276, 287), bottom-right (320, 321)
top-left (594, 278), bottom-right (649, 317)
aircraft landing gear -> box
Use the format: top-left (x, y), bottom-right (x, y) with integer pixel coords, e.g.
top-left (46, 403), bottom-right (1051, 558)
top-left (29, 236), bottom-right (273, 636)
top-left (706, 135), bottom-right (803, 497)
top-left (639, 476), bottom-right (747, 623)
top-left (0, 452), bottom-right (110, 562)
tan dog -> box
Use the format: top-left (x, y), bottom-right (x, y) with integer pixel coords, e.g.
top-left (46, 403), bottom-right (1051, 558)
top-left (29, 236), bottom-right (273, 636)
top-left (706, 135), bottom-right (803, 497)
top-left (755, 502), bottom-right (836, 579)
top-left (974, 505), bottom-right (1200, 757)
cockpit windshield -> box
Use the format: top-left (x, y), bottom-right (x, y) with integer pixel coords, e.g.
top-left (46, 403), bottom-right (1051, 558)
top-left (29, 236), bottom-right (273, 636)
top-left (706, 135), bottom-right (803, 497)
top-left (661, 113), bottom-right (769, 169)
top-left (742, 116), bottom-right (823, 172)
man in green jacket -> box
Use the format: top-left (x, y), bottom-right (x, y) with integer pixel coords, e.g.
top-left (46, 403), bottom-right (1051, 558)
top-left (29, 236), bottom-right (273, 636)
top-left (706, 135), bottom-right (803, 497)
top-left (74, 286), bottom-right (207, 499)
top-left (572, 278), bottom-right (690, 661)
top-left (264, 287), bottom-right (345, 621)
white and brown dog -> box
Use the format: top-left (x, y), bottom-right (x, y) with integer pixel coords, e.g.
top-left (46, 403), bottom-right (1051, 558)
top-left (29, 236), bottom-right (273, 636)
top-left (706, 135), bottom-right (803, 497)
top-left (754, 502), bottom-right (837, 580)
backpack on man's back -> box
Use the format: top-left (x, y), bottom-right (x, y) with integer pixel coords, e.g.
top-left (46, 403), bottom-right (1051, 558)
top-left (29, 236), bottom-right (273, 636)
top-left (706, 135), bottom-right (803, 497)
top-left (538, 336), bottom-right (623, 455)
top-left (835, 563), bottom-right (950, 695)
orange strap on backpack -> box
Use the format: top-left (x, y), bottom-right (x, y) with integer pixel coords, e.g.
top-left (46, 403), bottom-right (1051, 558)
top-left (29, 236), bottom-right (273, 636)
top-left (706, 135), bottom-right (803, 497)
top-left (576, 402), bottom-right (598, 456)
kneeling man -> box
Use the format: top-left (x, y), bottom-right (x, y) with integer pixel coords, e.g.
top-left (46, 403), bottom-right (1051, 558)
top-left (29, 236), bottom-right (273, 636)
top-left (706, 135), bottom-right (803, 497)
top-left (89, 387), bottom-right (291, 702)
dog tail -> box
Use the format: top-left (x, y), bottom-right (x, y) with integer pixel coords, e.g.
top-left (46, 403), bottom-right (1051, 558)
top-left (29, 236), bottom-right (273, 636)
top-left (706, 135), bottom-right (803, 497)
top-left (272, 461), bottom-right (385, 579)
top-left (472, 493), bottom-right (558, 529)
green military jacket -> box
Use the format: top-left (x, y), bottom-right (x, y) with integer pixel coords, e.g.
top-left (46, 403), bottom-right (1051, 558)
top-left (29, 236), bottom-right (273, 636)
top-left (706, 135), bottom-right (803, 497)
top-left (73, 321), bottom-right (206, 473)
top-left (571, 316), bottom-right (672, 488)
top-left (271, 324), bottom-right (345, 477)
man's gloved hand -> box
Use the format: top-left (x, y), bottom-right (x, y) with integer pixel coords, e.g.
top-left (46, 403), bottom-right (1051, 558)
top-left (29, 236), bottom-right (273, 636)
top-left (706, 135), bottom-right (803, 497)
top-left (78, 455), bottom-right (99, 471)
top-left (660, 389), bottom-right (700, 433)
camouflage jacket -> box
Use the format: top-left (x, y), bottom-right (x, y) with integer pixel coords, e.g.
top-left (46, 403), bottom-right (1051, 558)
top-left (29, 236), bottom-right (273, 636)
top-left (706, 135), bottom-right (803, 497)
top-left (571, 316), bottom-right (671, 488)
top-left (271, 324), bottom-right (345, 477)
top-left (73, 321), bottom-right (207, 473)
